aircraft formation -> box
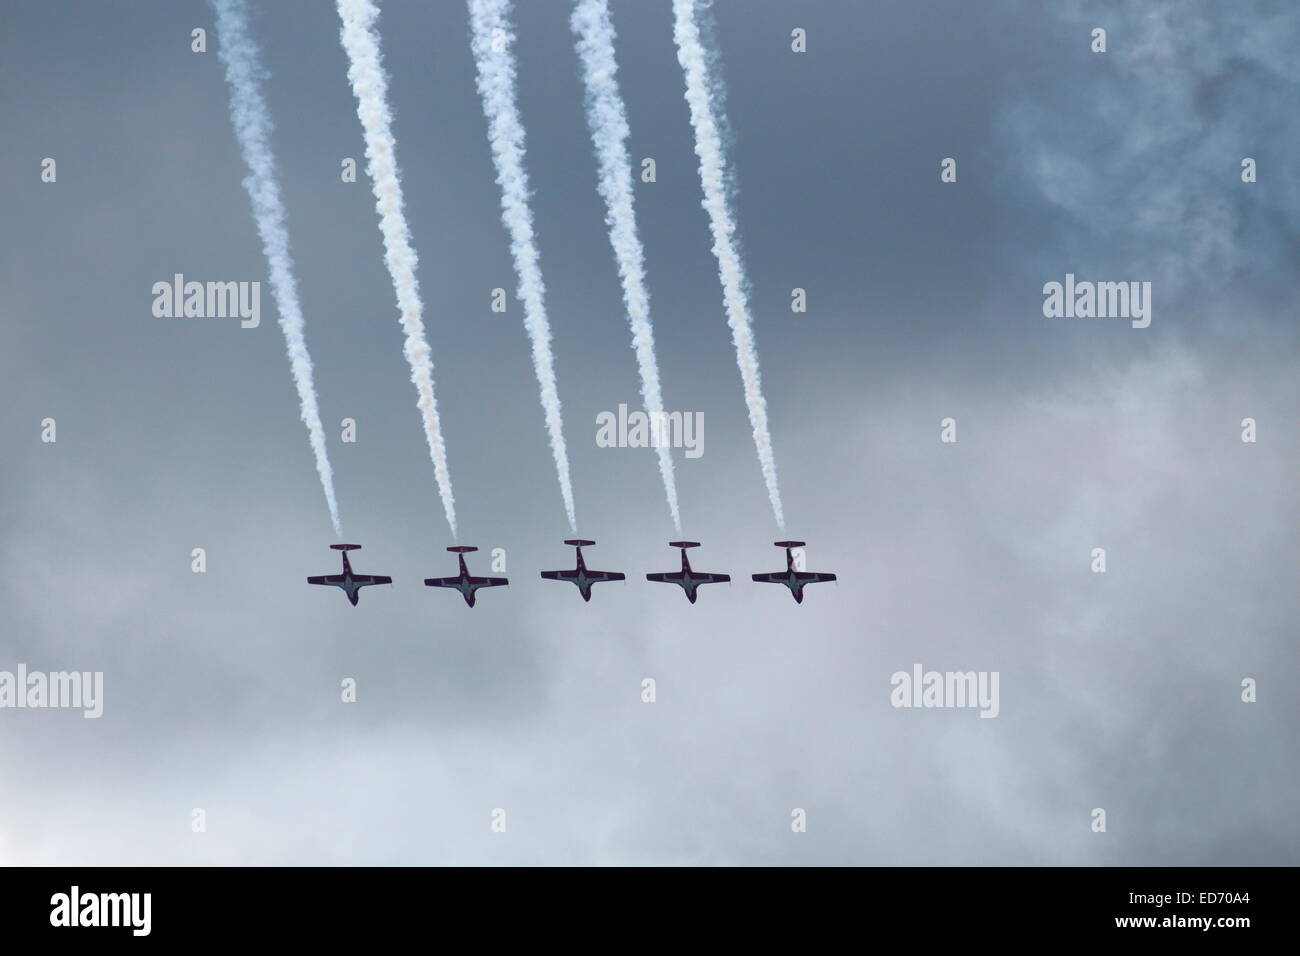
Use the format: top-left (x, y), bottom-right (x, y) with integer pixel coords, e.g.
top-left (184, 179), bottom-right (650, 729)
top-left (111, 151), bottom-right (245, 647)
top-left (213, 1), bottom-right (832, 591)
top-left (308, 540), bottom-right (837, 607)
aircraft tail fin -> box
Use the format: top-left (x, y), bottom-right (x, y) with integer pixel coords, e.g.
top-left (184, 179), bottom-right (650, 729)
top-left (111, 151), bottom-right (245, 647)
top-left (669, 541), bottom-right (701, 549)
top-left (774, 540), bottom-right (805, 549)
top-left (565, 539), bottom-right (596, 547)
top-left (447, 545), bottom-right (478, 553)
top-left (330, 544), bottom-right (362, 551)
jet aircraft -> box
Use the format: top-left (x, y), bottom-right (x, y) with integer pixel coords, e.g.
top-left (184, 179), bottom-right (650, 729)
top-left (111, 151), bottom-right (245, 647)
top-left (307, 544), bottom-right (393, 606)
top-left (423, 546), bottom-right (508, 607)
top-left (750, 541), bottom-right (837, 603)
top-left (645, 541), bottom-right (730, 604)
top-left (540, 539), bottom-right (626, 602)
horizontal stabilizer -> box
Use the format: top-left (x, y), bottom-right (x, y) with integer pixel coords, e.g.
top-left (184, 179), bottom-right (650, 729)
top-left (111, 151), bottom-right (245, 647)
top-left (447, 545), bottom-right (478, 553)
top-left (668, 541), bottom-right (701, 549)
top-left (774, 540), bottom-right (806, 549)
top-left (564, 539), bottom-right (596, 547)
top-left (330, 544), bottom-right (362, 551)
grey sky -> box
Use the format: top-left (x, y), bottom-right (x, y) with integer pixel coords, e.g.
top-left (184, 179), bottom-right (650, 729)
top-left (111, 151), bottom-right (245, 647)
top-left (0, 0), bottom-right (1295, 864)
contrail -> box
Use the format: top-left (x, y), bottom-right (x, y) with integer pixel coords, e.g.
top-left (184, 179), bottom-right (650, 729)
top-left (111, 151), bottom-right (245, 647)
top-left (336, 0), bottom-right (457, 538)
top-left (671, 0), bottom-right (785, 530)
top-left (211, 0), bottom-right (342, 536)
top-left (571, 0), bottom-right (683, 534)
top-left (468, 0), bottom-right (576, 533)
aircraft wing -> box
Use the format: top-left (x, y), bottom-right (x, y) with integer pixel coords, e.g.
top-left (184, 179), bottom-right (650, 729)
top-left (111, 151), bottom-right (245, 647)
top-left (424, 576), bottom-right (461, 588)
top-left (541, 570), bottom-right (578, 582)
top-left (646, 571), bottom-right (683, 584)
top-left (796, 572), bottom-right (837, 583)
top-left (468, 576), bottom-right (508, 588)
top-left (307, 574), bottom-right (346, 585)
top-left (751, 572), bottom-right (785, 584)
top-left (353, 575), bottom-right (392, 586)
top-left (587, 570), bottom-right (625, 583)
top-left (695, 572), bottom-right (731, 584)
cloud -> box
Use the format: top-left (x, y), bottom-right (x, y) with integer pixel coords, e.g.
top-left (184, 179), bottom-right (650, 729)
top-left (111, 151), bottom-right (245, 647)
top-left (1001, 0), bottom-right (1300, 295)
top-left (3, 345), bottom-right (1293, 864)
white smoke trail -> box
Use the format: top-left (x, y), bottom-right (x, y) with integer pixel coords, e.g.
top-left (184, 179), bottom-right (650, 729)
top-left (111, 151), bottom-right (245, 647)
top-left (211, 0), bottom-right (342, 536)
top-left (336, 0), bottom-right (457, 538)
top-left (671, 0), bottom-right (785, 531)
top-left (571, 0), bottom-right (683, 534)
top-left (468, 0), bottom-right (577, 533)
